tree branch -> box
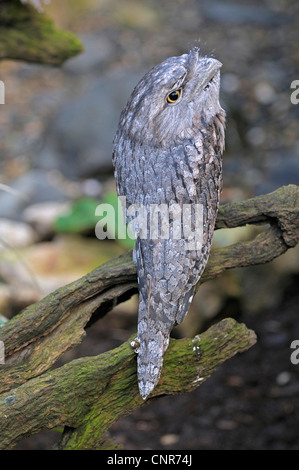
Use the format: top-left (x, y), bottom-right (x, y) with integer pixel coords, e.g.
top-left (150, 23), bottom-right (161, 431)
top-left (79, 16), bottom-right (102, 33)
top-left (0, 318), bottom-right (256, 450)
top-left (0, 184), bottom-right (298, 449)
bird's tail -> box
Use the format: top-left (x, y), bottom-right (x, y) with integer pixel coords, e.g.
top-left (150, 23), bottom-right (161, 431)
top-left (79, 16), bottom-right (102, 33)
top-left (137, 326), bottom-right (168, 400)
top-left (134, 238), bottom-right (195, 399)
top-left (136, 285), bottom-right (195, 400)
top-left (136, 279), bottom-right (173, 399)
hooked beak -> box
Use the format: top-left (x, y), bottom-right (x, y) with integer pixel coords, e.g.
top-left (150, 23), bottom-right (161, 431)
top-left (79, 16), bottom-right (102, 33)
top-left (187, 49), bottom-right (222, 96)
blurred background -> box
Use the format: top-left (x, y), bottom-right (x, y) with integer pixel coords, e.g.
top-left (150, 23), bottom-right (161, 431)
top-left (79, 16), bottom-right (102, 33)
top-left (1, 0), bottom-right (299, 450)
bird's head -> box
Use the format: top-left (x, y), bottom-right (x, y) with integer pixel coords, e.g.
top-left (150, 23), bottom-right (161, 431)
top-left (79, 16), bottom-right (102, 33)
top-left (117, 48), bottom-right (224, 148)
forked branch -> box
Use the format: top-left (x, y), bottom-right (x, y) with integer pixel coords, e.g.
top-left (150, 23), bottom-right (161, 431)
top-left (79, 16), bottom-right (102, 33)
top-left (0, 184), bottom-right (298, 449)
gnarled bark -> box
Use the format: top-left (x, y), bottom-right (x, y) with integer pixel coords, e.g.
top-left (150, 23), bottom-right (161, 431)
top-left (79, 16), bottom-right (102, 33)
top-left (0, 184), bottom-right (298, 449)
top-left (0, 318), bottom-right (256, 450)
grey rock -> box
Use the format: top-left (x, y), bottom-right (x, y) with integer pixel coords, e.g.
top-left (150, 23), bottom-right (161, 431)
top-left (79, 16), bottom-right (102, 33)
top-left (0, 170), bottom-right (67, 221)
top-left (36, 70), bottom-right (144, 180)
top-left (255, 152), bottom-right (299, 195)
top-left (63, 33), bottom-right (114, 74)
top-left (0, 218), bottom-right (37, 249)
top-left (23, 201), bottom-right (71, 238)
top-left (199, 0), bottom-right (287, 25)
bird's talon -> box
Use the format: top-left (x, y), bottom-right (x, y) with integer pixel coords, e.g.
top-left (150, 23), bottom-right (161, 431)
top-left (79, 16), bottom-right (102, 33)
top-left (130, 337), bottom-right (140, 353)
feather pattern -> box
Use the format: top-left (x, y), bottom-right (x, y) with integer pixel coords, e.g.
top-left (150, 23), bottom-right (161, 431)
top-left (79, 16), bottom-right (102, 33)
top-left (113, 48), bottom-right (225, 399)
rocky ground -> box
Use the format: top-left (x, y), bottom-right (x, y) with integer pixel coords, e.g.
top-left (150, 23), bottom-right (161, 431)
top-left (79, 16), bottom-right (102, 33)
top-left (1, 0), bottom-right (299, 450)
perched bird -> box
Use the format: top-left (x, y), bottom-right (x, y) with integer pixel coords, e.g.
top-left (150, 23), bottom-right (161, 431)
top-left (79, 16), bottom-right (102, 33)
top-left (112, 47), bottom-right (225, 399)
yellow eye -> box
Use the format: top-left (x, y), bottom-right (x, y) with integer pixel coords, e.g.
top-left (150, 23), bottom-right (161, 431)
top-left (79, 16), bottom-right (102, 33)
top-left (167, 89), bottom-right (181, 103)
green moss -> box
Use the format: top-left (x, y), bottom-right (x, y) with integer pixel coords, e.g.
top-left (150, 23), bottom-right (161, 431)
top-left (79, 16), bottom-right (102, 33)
top-left (0, 0), bottom-right (82, 64)
top-left (56, 320), bottom-right (255, 449)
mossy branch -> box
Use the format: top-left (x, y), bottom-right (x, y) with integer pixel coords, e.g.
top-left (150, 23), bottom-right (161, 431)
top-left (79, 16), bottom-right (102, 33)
top-left (0, 0), bottom-right (82, 64)
top-left (0, 318), bottom-right (256, 450)
top-left (0, 184), bottom-right (298, 449)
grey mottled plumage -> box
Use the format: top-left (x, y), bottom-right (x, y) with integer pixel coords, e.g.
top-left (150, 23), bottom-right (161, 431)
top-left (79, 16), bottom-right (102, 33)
top-left (112, 48), bottom-right (225, 399)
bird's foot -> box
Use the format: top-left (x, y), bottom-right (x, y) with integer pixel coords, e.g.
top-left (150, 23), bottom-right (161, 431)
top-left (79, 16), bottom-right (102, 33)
top-left (130, 336), bottom-right (140, 353)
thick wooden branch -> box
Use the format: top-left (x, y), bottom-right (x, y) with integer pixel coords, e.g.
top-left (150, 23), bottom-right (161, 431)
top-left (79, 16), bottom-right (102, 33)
top-left (202, 184), bottom-right (299, 283)
top-left (0, 185), bottom-right (298, 393)
top-left (0, 184), bottom-right (298, 449)
top-left (0, 318), bottom-right (256, 450)
top-left (0, 0), bottom-right (82, 64)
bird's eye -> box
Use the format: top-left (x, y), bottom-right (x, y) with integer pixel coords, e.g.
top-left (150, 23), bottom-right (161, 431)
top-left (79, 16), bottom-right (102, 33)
top-left (166, 89), bottom-right (181, 103)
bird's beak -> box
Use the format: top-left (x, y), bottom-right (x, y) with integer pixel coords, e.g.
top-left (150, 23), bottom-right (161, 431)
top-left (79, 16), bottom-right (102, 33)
top-left (188, 49), bottom-right (222, 97)
top-left (196, 58), bottom-right (222, 94)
